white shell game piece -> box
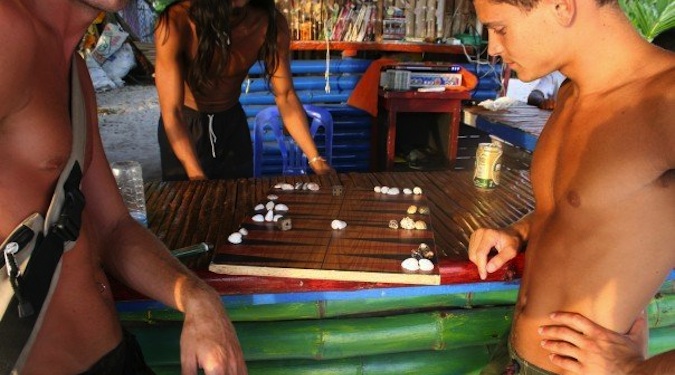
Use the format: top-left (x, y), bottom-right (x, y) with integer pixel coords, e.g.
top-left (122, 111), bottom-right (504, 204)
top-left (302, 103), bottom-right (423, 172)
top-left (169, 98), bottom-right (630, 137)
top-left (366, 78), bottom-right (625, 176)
top-left (380, 186), bottom-right (389, 194)
top-left (273, 214), bottom-right (283, 222)
top-left (413, 186), bottom-right (423, 195)
top-left (252, 214), bottom-right (265, 222)
top-left (280, 183), bottom-right (294, 190)
top-left (265, 210), bottom-right (274, 222)
top-left (274, 203), bottom-right (289, 212)
top-left (403, 188), bottom-right (413, 195)
top-left (254, 203), bottom-right (265, 211)
top-left (387, 187), bottom-right (400, 195)
top-left (400, 217), bottom-right (415, 230)
top-left (306, 182), bottom-right (320, 191)
top-left (238, 228), bottom-right (249, 236)
top-left (388, 219), bottom-right (399, 229)
top-left (331, 219), bottom-right (347, 230)
top-left (406, 205), bottom-right (417, 215)
top-left (265, 201), bottom-right (275, 210)
top-left (228, 232), bottom-right (243, 244)
top-left (418, 258), bottom-right (435, 271)
top-left (295, 182), bottom-right (303, 190)
top-left (267, 194), bottom-right (279, 201)
top-left (401, 257), bottom-right (420, 271)
top-left (374, 186), bottom-right (381, 193)
top-left (414, 220), bottom-right (428, 230)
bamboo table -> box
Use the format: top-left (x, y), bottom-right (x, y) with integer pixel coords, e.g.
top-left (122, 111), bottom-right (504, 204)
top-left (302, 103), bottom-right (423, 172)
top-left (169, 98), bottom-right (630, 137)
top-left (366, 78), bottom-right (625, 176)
top-left (115, 169), bottom-right (675, 374)
top-left (125, 168), bottom-right (534, 290)
top-left (463, 101), bottom-right (551, 152)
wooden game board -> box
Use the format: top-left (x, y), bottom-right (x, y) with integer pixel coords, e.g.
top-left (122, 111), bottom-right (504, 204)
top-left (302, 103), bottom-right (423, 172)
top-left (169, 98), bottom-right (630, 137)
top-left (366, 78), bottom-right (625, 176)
top-left (209, 185), bottom-right (441, 285)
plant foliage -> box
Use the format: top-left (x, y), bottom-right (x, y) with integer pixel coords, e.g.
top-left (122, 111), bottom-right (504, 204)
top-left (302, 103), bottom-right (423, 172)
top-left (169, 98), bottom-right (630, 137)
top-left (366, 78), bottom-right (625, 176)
top-left (619, 0), bottom-right (675, 41)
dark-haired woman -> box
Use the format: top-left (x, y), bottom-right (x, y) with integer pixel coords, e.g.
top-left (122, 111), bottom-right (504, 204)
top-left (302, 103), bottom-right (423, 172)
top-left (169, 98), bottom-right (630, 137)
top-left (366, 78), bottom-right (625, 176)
top-left (155, 0), bottom-right (332, 180)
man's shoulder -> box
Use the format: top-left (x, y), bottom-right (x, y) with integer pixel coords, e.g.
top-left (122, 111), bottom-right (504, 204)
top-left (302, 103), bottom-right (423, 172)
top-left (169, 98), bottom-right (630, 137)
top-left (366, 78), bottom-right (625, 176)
top-left (162, 0), bottom-right (191, 26)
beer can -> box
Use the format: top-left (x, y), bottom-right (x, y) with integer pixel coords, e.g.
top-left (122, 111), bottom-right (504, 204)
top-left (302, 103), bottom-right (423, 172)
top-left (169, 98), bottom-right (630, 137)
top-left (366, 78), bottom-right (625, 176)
top-left (473, 142), bottom-right (503, 189)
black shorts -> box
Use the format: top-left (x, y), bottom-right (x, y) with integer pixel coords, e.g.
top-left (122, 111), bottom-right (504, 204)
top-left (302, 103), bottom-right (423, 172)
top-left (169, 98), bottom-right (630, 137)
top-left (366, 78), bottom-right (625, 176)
top-left (79, 329), bottom-right (155, 375)
top-left (158, 103), bottom-right (253, 180)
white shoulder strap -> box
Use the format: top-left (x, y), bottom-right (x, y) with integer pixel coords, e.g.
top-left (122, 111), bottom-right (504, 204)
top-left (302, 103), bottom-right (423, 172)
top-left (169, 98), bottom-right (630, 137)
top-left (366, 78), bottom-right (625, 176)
top-left (42, 56), bottom-right (88, 244)
top-left (8, 55), bottom-right (90, 373)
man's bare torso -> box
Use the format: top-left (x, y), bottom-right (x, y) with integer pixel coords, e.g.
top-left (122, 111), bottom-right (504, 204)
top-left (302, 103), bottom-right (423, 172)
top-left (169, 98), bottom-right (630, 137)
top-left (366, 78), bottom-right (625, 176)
top-left (1, 3), bottom-right (121, 373)
top-left (513, 58), bottom-right (675, 372)
top-left (172, 2), bottom-right (280, 112)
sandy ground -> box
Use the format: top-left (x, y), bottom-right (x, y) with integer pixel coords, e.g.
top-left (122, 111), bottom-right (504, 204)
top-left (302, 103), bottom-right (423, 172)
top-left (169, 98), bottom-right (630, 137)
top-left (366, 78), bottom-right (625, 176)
top-left (96, 84), bottom-right (163, 181)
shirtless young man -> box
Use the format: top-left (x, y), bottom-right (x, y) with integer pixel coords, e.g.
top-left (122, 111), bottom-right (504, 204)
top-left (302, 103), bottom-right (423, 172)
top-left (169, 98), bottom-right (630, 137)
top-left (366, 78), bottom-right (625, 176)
top-left (0, 1), bottom-right (246, 374)
top-left (468, 0), bottom-right (675, 373)
top-left (155, 0), bottom-right (333, 180)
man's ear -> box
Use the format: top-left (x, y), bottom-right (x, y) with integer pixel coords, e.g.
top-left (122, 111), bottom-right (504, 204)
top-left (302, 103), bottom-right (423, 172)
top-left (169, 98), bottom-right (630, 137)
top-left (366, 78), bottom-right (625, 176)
top-left (552, 0), bottom-right (575, 26)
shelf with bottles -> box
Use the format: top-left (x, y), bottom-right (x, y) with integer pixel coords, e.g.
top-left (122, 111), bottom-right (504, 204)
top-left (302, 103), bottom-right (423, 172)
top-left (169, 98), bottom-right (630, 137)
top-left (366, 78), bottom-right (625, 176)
top-left (278, 0), bottom-right (480, 54)
top-left (290, 40), bottom-right (472, 54)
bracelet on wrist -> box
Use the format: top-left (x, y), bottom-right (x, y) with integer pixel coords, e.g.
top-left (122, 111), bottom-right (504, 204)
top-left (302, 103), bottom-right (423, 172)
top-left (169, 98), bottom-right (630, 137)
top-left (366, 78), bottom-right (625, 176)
top-left (308, 155), bottom-right (326, 165)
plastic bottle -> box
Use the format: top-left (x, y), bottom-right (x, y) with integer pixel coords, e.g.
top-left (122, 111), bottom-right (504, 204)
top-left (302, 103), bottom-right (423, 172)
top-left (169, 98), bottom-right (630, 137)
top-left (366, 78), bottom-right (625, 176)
top-left (110, 160), bottom-right (148, 227)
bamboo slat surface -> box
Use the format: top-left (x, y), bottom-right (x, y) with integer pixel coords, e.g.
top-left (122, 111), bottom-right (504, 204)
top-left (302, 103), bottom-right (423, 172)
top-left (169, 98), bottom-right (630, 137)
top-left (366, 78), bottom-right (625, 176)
top-left (463, 101), bottom-right (550, 151)
top-left (210, 186), bottom-right (442, 285)
top-left (464, 102), bottom-right (550, 138)
top-left (123, 169), bottom-right (534, 299)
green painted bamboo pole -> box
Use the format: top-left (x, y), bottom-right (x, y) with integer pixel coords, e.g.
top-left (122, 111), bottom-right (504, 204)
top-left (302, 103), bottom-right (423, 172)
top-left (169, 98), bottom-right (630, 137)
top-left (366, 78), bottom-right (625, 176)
top-left (119, 288), bottom-right (675, 329)
top-left (648, 291), bottom-right (675, 328)
top-left (128, 313), bottom-right (675, 366)
top-left (149, 346), bottom-right (492, 375)
top-left (118, 289), bottom-right (519, 322)
top-left (648, 325), bottom-right (675, 357)
top-left (128, 307), bottom-right (513, 364)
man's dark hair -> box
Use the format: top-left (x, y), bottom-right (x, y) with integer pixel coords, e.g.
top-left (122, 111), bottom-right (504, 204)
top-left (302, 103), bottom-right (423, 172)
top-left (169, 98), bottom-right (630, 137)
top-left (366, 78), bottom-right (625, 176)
top-left (652, 28), bottom-right (675, 52)
top-left (482, 0), bottom-right (617, 11)
top-left (158, 0), bottom-right (280, 95)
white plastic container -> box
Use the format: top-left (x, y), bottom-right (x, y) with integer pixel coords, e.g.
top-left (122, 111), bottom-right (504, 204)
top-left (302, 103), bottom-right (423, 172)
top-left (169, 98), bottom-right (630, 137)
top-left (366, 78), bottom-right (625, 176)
top-left (111, 160), bottom-right (148, 227)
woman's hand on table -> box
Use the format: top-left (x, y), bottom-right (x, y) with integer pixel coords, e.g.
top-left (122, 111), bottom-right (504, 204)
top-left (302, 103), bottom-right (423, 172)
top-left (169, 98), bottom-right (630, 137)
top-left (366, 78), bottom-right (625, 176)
top-left (308, 156), bottom-right (335, 175)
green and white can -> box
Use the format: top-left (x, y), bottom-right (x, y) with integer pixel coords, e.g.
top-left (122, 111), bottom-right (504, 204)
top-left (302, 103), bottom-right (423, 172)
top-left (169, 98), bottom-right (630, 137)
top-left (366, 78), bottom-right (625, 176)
top-left (473, 142), bottom-right (503, 189)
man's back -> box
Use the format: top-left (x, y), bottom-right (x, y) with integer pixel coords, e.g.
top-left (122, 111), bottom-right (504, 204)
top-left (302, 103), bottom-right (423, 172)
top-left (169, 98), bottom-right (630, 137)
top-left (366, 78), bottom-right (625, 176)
top-left (513, 34), bottom-right (675, 375)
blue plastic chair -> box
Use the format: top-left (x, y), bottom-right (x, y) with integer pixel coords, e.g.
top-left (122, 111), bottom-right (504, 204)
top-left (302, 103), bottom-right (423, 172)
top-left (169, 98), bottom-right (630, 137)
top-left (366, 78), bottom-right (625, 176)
top-left (253, 105), bottom-right (333, 177)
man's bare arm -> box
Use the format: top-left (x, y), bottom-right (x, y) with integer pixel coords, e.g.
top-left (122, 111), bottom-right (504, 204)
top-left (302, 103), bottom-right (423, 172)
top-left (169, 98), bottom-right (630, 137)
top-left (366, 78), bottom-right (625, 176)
top-left (269, 19), bottom-right (332, 175)
top-left (154, 8), bottom-right (206, 180)
top-left (81, 64), bottom-right (246, 373)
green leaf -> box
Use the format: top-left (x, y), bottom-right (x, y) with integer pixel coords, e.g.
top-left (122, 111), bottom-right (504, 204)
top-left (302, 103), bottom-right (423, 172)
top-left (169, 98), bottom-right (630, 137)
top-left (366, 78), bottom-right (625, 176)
top-left (619, 0), bottom-right (675, 42)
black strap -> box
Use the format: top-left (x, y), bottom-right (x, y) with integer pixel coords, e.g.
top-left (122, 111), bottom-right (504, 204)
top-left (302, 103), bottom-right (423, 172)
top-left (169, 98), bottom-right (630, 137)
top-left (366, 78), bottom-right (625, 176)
top-left (0, 232), bottom-right (60, 374)
top-left (0, 162), bottom-right (85, 372)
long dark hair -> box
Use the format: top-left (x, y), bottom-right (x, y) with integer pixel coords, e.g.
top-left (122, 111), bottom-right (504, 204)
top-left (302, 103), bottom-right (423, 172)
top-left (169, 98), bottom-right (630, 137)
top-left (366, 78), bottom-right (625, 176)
top-left (157, 0), bottom-right (280, 94)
